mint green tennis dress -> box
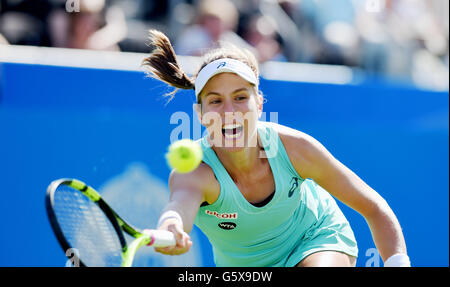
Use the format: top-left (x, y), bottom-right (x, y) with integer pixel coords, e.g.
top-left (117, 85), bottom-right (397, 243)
top-left (194, 121), bottom-right (358, 267)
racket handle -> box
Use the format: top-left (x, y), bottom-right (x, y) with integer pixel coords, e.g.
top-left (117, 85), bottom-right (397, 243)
top-left (143, 229), bottom-right (176, 247)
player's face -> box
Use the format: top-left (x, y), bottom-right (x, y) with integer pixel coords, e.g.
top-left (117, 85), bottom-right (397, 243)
top-left (197, 73), bottom-right (262, 151)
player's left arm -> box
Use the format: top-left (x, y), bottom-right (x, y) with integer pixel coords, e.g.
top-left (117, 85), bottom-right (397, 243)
top-left (278, 125), bottom-right (408, 265)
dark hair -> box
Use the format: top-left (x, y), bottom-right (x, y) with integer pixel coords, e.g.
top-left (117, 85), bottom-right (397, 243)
top-left (142, 30), bottom-right (259, 103)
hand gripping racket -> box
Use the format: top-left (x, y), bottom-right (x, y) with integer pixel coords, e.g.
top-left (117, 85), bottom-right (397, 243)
top-left (45, 178), bottom-right (176, 267)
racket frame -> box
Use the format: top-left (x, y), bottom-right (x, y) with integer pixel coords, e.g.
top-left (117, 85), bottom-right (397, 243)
top-left (45, 178), bottom-right (151, 267)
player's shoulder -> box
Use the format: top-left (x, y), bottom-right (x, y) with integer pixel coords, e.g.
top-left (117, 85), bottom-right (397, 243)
top-left (262, 121), bottom-right (324, 168)
top-left (261, 121), bottom-right (317, 148)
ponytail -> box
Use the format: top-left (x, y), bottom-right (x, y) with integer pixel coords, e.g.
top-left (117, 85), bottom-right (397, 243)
top-left (142, 30), bottom-right (260, 104)
top-left (142, 30), bottom-right (195, 101)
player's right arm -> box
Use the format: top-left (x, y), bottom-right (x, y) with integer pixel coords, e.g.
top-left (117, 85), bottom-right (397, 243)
top-left (154, 163), bottom-right (219, 255)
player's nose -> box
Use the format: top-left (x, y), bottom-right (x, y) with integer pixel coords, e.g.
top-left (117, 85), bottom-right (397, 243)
top-left (222, 98), bottom-right (235, 113)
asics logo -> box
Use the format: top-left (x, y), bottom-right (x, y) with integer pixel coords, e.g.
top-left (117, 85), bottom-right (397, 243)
top-left (288, 177), bottom-right (299, 198)
top-left (217, 62), bottom-right (226, 69)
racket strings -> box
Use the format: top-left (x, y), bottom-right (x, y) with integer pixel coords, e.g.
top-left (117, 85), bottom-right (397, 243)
top-left (53, 185), bottom-right (123, 266)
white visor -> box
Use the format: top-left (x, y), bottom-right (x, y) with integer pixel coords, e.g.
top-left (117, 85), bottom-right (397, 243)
top-left (195, 58), bottom-right (258, 98)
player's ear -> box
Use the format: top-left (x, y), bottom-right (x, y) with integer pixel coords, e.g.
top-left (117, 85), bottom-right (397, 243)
top-left (256, 89), bottom-right (264, 119)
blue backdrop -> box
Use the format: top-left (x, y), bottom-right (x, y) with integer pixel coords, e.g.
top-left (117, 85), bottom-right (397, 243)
top-left (0, 61), bottom-right (448, 267)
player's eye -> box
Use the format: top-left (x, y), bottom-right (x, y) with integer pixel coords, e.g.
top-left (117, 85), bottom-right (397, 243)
top-left (210, 99), bottom-right (221, 104)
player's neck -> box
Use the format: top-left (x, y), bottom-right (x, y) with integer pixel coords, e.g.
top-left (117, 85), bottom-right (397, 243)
top-left (214, 144), bottom-right (264, 179)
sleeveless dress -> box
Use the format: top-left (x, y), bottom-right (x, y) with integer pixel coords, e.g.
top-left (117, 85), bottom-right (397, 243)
top-left (194, 121), bottom-right (358, 266)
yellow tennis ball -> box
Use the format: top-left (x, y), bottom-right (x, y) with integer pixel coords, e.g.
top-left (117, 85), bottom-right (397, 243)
top-left (166, 139), bottom-right (203, 173)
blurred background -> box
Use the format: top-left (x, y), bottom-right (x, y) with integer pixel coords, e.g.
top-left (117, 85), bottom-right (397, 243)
top-left (0, 0), bottom-right (448, 89)
top-left (0, 0), bottom-right (448, 267)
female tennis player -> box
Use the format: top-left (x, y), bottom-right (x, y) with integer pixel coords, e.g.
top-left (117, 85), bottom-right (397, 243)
top-left (142, 30), bottom-right (410, 267)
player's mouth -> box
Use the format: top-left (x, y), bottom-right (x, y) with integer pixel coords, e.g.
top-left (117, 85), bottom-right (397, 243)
top-left (222, 123), bottom-right (244, 139)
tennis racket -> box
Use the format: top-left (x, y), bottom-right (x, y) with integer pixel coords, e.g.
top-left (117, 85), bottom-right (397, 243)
top-left (45, 178), bottom-right (176, 267)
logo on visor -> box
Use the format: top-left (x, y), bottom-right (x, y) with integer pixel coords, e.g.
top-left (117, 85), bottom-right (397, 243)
top-left (216, 62), bottom-right (226, 69)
